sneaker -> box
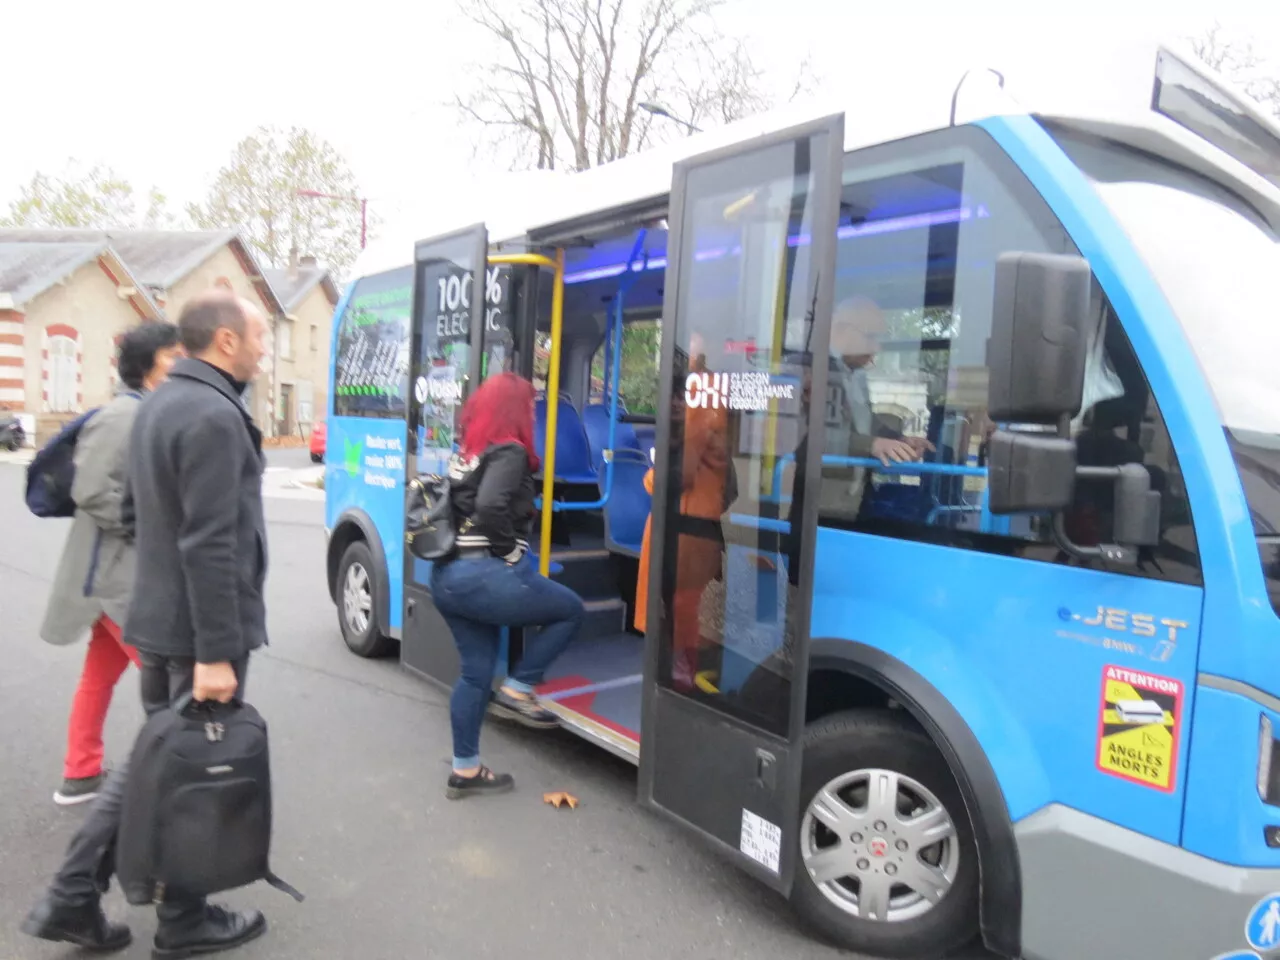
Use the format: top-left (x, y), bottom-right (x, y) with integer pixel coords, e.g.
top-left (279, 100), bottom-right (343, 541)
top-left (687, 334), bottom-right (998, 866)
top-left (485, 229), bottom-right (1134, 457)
top-left (445, 766), bottom-right (515, 800)
top-left (54, 773), bottom-right (105, 806)
top-left (490, 688), bottom-right (559, 730)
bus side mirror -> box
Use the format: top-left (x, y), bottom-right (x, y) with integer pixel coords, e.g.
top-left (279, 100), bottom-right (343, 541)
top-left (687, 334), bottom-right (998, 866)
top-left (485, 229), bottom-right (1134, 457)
top-left (987, 252), bottom-right (1092, 423)
top-left (987, 431), bottom-right (1076, 514)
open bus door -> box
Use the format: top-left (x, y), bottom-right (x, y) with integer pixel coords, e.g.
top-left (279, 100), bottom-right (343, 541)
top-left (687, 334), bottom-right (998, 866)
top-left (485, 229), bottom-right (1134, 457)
top-left (639, 115), bottom-right (844, 890)
top-left (401, 224), bottom-right (489, 682)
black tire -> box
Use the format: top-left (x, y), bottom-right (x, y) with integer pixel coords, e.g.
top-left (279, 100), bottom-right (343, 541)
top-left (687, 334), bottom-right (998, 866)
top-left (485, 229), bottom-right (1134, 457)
top-left (336, 540), bottom-right (394, 658)
top-left (310, 452), bottom-right (323, 463)
top-left (790, 709), bottom-right (979, 960)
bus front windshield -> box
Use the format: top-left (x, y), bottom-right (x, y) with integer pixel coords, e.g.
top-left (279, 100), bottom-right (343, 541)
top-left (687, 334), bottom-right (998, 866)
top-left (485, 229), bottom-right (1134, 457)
top-left (1053, 126), bottom-right (1280, 611)
top-left (1053, 127), bottom-right (1280, 437)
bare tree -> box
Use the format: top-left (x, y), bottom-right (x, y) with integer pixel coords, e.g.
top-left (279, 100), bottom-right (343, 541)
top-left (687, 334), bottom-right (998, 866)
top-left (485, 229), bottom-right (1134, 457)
top-left (1190, 22), bottom-right (1280, 116)
top-left (456, 0), bottom-right (810, 172)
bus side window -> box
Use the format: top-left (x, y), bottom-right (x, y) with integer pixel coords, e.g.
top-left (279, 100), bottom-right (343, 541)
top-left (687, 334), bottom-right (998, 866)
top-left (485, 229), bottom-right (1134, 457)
top-left (331, 268), bottom-right (414, 420)
top-left (588, 319), bottom-right (662, 415)
top-left (816, 129), bottom-right (1200, 586)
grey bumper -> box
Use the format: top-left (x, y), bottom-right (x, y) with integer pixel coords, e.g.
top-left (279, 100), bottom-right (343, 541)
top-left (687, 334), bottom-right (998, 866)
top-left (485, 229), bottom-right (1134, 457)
top-left (1018, 804), bottom-right (1280, 960)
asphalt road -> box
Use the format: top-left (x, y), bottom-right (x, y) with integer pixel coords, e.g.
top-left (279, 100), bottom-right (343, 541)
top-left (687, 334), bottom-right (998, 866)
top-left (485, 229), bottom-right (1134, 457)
top-left (0, 461), bottom-right (993, 960)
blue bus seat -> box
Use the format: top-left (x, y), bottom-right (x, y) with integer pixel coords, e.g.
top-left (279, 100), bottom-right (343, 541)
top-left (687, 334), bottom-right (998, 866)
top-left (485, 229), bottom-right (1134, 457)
top-left (602, 449), bottom-right (652, 558)
top-left (583, 403), bottom-right (640, 470)
top-left (632, 424), bottom-right (657, 460)
top-left (534, 398), bottom-right (598, 485)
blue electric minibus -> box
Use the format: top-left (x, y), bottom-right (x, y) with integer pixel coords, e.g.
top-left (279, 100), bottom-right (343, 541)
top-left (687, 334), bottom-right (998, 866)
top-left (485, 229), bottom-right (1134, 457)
top-left (322, 42), bottom-right (1280, 960)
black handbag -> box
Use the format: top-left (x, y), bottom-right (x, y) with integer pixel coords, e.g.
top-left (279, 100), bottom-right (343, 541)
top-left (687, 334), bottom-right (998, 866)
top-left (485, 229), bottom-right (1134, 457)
top-left (405, 473), bottom-right (472, 561)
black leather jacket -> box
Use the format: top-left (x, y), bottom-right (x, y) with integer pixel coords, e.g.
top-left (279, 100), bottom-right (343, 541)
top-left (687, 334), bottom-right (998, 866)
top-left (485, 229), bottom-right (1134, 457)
top-left (448, 442), bottom-right (536, 560)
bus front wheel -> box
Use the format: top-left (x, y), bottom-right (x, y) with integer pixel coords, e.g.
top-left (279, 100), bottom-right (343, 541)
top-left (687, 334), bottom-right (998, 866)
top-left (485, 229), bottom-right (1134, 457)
top-left (336, 540), bottom-right (394, 658)
top-left (790, 709), bottom-right (979, 960)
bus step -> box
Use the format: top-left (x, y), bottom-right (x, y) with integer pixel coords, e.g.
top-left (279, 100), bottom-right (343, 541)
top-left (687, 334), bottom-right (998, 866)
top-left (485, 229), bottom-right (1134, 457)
top-left (578, 598), bottom-right (628, 643)
top-left (547, 548), bottom-right (618, 601)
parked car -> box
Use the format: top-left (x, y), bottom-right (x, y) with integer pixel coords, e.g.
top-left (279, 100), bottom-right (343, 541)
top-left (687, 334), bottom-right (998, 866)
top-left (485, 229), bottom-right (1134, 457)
top-left (309, 420), bottom-right (326, 463)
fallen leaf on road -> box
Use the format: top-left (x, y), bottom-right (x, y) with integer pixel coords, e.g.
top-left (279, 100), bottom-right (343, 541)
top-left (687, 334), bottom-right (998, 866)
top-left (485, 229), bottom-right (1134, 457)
top-left (543, 791), bottom-right (579, 809)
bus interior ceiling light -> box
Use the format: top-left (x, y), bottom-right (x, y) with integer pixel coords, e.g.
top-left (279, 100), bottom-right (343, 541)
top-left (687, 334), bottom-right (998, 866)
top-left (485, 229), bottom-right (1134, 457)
top-left (562, 206), bottom-right (980, 285)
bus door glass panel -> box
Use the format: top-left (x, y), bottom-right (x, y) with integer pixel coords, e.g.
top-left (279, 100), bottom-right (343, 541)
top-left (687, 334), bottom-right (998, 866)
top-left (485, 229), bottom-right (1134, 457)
top-left (407, 225), bottom-right (488, 586)
top-left (642, 116), bottom-right (842, 889)
top-left (481, 264), bottom-right (516, 380)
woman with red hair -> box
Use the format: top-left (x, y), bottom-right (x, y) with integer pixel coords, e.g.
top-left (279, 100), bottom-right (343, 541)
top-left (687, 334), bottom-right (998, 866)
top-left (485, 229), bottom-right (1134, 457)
top-left (430, 372), bottom-right (584, 799)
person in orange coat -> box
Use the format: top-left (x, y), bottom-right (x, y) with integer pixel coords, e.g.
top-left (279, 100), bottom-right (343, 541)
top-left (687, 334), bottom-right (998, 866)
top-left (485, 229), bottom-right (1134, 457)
top-left (634, 336), bottom-right (731, 689)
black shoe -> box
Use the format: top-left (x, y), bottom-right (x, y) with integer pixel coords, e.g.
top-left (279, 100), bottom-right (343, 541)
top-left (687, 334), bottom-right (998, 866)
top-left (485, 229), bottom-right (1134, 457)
top-left (446, 765), bottom-right (515, 800)
top-left (490, 689), bottom-right (559, 730)
top-left (153, 904), bottom-right (266, 959)
top-left (21, 894), bottom-right (131, 951)
top-left (54, 772), bottom-right (106, 806)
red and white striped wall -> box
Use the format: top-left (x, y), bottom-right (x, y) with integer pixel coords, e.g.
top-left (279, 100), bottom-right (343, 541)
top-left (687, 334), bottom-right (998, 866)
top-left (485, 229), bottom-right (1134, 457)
top-left (0, 309), bottom-right (23, 409)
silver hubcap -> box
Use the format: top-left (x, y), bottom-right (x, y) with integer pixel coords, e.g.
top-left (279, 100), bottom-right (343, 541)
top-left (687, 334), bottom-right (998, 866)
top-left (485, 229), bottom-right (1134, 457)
top-left (800, 768), bottom-right (959, 923)
top-left (342, 562), bottom-right (372, 636)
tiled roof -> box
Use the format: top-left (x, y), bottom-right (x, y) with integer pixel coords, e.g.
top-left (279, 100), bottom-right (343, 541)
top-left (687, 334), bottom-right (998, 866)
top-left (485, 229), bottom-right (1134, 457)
top-left (0, 241), bottom-right (109, 306)
top-left (0, 228), bottom-right (241, 290)
top-left (262, 265), bottom-right (338, 313)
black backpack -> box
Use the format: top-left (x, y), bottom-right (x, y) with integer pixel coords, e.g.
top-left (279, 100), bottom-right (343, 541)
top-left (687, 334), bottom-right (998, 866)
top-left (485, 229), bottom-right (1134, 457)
top-left (116, 696), bottom-right (302, 906)
top-left (25, 392), bottom-right (142, 518)
top-left (24, 408), bottom-right (99, 518)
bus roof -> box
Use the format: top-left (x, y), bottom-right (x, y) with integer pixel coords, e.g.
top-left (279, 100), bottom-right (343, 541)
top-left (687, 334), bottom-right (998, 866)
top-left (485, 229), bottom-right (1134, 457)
top-left (352, 34), bottom-right (1280, 281)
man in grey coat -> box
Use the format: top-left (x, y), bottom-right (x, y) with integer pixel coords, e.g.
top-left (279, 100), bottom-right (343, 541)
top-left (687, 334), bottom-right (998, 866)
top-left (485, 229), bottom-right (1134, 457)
top-left (817, 296), bottom-right (932, 521)
top-left (41, 323), bottom-right (182, 806)
top-left (23, 290), bottom-right (272, 959)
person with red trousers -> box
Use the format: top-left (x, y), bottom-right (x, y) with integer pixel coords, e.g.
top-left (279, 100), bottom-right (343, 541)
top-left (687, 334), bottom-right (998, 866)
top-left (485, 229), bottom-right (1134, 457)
top-left (39, 322), bottom-right (182, 805)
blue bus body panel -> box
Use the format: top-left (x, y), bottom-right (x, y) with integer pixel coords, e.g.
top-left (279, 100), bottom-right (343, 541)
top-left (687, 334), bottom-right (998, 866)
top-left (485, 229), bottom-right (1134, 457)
top-left (810, 527), bottom-right (1202, 845)
top-left (325, 415), bottom-right (408, 632)
top-left (944, 115), bottom-right (1272, 860)
top-left (1184, 686), bottom-right (1280, 866)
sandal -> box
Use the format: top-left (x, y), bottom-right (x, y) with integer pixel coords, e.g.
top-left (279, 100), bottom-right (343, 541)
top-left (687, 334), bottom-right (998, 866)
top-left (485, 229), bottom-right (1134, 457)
top-left (445, 765), bottom-right (515, 800)
top-left (490, 689), bottom-right (560, 730)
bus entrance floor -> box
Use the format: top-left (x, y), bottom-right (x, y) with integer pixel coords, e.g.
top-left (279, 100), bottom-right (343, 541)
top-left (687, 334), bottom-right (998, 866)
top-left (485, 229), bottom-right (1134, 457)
top-left (538, 633), bottom-right (643, 760)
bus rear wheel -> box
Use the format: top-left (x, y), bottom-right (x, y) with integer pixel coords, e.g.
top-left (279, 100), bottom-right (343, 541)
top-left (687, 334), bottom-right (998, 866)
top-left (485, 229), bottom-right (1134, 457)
top-left (790, 709), bottom-right (979, 960)
top-left (337, 540), bottom-right (394, 658)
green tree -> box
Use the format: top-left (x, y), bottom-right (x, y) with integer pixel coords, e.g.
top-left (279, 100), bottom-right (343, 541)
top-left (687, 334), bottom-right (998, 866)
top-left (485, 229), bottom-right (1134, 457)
top-left (1, 163), bottom-right (176, 228)
top-left (187, 126), bottom-right (371, 279)
top-left (590, 320), bottom-right (661, 414)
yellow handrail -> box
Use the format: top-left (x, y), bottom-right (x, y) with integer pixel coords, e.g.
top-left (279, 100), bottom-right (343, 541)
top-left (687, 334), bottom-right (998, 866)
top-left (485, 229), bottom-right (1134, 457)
top-left (485, 250), bottom-right (564, 577)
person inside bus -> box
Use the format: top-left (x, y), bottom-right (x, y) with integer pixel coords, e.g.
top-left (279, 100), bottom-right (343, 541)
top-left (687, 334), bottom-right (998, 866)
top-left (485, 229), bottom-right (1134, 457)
top-left (430, 372), bottom-right (584, 798)
top-left (817, 296), bottom-right (933, 522)
top-left (782, 297), bottom-right (933, 586)
top-left (633, 333), bottom-right (734, 691)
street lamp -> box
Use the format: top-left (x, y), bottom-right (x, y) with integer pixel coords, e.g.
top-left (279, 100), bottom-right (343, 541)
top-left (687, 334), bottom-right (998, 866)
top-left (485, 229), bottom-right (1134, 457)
top-left (638, 101), bottom-right (702, 135)
top-left (295, 189), bottom-right (369, 249)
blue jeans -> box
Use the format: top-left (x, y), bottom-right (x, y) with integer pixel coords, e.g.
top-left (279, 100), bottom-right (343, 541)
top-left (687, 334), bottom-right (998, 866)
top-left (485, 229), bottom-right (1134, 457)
top-left (431, 553), bottom-right (584, 768)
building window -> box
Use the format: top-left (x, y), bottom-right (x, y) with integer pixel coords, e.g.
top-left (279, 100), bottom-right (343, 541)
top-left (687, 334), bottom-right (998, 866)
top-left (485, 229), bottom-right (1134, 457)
top-left (278, 319), bottom-right (293, 360)
top-left (296, 379), bottom-right (314, 423)
top-left (47, 334), bottom-right (79, 413)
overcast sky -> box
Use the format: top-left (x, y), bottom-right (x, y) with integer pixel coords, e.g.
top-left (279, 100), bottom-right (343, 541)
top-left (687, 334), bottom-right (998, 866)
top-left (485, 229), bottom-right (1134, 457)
top-left (5, 0), bottom-right (1277, 232)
